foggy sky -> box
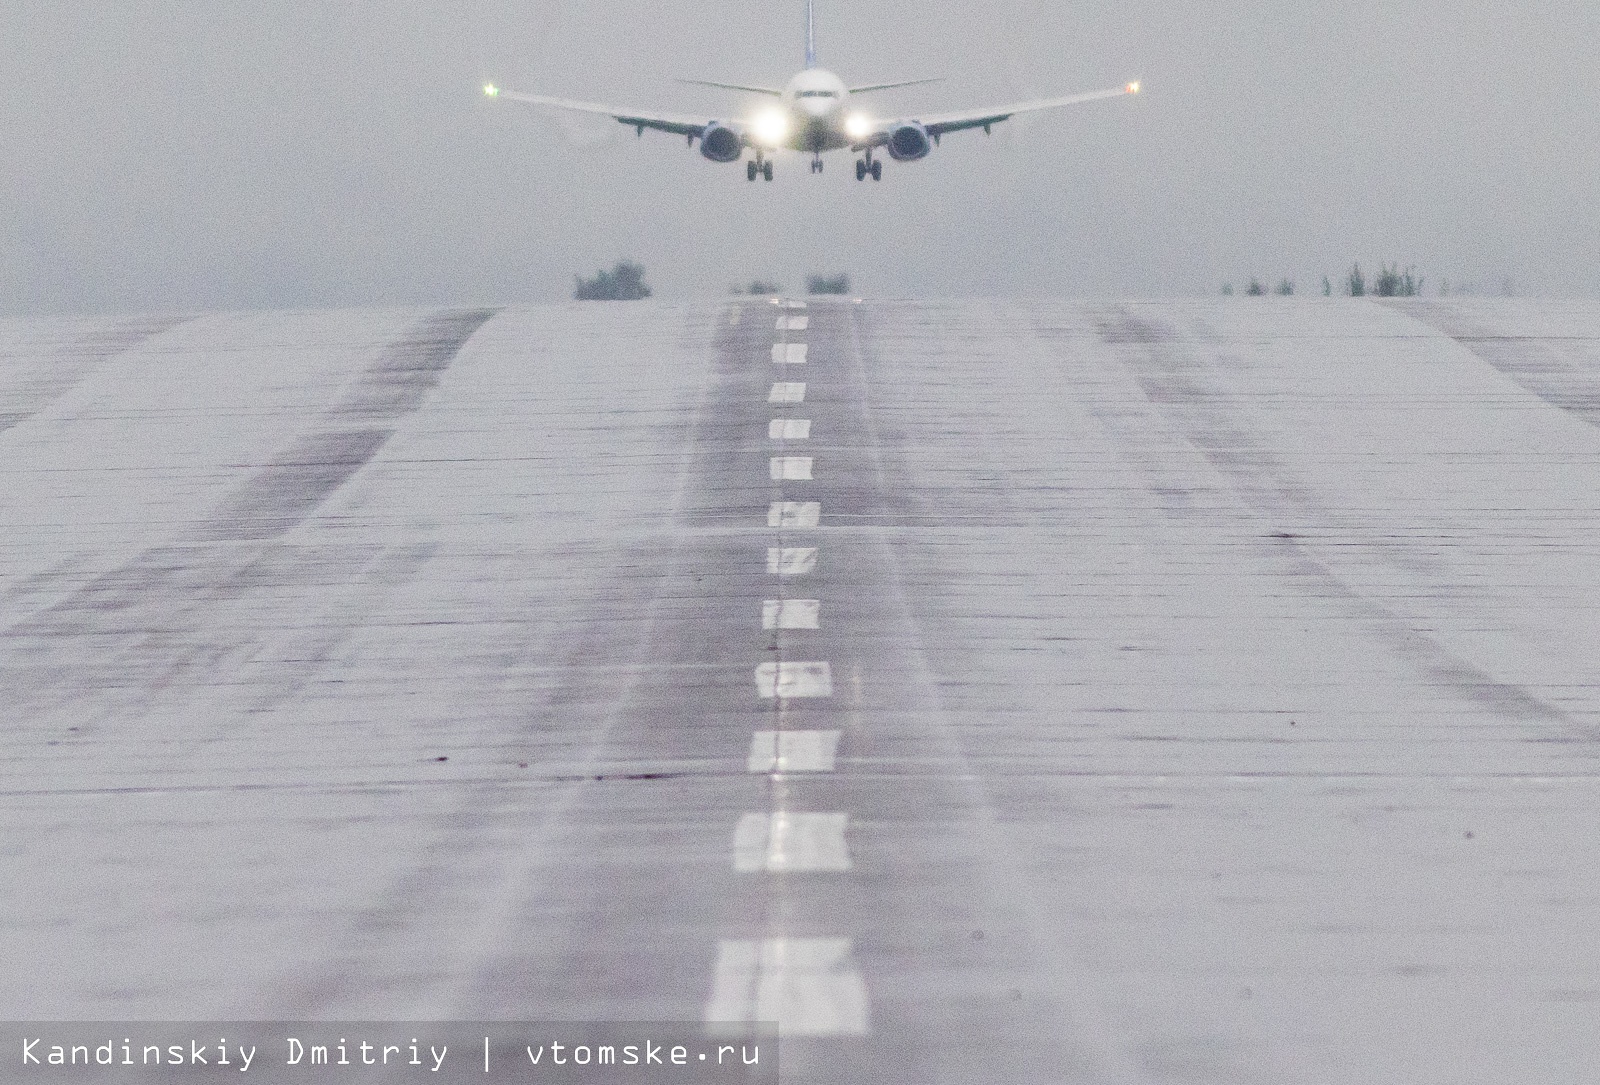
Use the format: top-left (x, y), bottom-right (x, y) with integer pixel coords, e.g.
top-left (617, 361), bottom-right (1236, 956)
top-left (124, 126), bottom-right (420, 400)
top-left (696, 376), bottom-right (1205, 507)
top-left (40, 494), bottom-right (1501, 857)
top-left (2, 1), bottom-right (1597, 314)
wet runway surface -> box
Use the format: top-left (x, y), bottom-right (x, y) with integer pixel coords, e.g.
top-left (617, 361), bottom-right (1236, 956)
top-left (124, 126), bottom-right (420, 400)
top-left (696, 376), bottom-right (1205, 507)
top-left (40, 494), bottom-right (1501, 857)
top-left (4, 297), bottom-right (1600, 1082)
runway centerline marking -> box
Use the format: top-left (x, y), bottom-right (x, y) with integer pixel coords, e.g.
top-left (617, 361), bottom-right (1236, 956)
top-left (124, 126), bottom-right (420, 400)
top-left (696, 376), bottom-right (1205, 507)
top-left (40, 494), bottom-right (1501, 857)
top-left (762, 598), bottom-right (820, 629)
top-left (705, 938), bottom-right (869, 1036)
top-left (768, 382), bottom-right (806, 404)
top-left (776, 315), bottom-right (810, 331)
top-left (733, 812), bottom-right (851, 872)
top-left (770, 456), bottom-right (813, 481)
top-left (767, 546), bottom-right (818, 576)
top-left (768, 419), bottom-right (811, 440)
top-left (754, 661), bottom-right (832, 698)
top-left (771, 343), bottom-right (809, 365)
top-left (767, 501), bottom-right (820, 528)
top-left (747, 729), bottom-right (841, 772)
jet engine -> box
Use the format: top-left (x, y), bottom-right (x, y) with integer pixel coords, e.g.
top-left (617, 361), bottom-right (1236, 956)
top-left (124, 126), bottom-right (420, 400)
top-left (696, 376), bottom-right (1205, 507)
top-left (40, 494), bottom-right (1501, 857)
top-left (699, 122), bottom-right (744, 163)
top-left (885, 122), bottom-right (932, 162)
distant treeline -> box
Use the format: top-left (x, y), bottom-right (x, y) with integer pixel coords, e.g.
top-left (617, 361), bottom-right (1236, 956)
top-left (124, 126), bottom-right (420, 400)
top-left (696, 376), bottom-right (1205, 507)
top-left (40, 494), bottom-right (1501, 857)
top-left (734, 280), bottom-right (784, 296)
top-left (806, 274), bottom-right (850, 295)
top-left (575, 261), bottom-right (652, 301)
top-left (1222, 263), bottom-right (1510, 298)
top-left (573, 264), bottom-right (855, 300)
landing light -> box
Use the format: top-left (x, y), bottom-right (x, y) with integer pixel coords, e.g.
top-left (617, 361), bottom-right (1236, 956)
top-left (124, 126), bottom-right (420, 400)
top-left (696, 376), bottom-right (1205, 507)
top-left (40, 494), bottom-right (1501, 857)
top-left (1126, 81), bottom-right (1140, 94)
top-left (484, 84), bottom-right (499, 97)
top-left (844, 113), bottom-right (872, 140)
top-left (753, 109), bottom-right (789, 146)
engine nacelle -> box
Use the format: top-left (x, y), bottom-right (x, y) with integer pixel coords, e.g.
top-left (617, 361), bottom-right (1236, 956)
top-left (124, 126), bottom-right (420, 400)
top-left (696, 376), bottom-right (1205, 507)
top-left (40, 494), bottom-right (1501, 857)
top-left (699, 122), bottom-right (744, 163)
top-left (885, 122), bottom-right (932, 162)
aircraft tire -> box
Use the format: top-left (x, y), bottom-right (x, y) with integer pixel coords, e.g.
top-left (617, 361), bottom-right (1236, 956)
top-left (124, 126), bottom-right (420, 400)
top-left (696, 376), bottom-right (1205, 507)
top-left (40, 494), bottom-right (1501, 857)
top-left (856, 160), bottom-right (866, 181)
top-left (870, 161), bottom-right (882, 181)
top-left (747, 161), bottom-right (757, 182)
top-left (763, 161), bottom-right (774, 182)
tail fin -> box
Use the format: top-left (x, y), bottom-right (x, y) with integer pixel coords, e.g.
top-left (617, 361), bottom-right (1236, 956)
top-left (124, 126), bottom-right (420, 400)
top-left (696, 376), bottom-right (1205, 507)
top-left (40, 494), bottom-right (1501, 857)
top-left (805, 0), bottom-right (817, 68)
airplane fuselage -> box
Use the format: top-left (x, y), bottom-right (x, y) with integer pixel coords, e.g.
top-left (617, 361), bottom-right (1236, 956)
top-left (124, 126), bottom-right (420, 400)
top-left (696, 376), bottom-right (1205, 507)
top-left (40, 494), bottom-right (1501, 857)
top-left (762, 68), bottom-right (856, 154)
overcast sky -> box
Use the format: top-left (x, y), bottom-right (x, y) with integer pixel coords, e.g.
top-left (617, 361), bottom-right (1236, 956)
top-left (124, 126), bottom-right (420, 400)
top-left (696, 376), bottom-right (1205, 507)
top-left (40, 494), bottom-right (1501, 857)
top-left (2, 1), bottom-right (1597, 314)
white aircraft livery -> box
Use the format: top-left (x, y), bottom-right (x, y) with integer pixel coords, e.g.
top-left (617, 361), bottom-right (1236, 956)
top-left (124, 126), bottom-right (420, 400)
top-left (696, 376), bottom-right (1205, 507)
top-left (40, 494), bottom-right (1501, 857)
top-left (484, 0), bottom-right (1139, 181)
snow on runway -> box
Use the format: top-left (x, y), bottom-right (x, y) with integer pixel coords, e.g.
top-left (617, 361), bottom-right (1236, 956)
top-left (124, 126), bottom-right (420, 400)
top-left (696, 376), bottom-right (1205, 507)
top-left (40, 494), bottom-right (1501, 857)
top-left (4, 297), bottom-right (1600, 1082)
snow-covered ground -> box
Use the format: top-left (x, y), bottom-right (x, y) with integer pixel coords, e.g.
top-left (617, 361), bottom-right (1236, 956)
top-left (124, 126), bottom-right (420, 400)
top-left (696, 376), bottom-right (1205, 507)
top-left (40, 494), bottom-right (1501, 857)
top-left (2, 297), bottom-right (1598, 1083)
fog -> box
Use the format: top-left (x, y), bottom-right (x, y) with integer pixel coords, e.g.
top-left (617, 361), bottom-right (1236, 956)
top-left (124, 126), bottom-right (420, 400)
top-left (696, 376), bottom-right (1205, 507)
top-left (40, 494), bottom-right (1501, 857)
top-left (2, 1), bottom-right (1596, 313)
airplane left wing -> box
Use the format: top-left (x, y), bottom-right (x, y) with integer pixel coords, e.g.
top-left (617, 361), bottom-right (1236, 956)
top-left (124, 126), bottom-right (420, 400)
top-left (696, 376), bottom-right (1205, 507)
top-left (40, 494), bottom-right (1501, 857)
top-left (916, 82), bottom-right (1138, 137)
top-left (487, 86), bottom-right (713, 138)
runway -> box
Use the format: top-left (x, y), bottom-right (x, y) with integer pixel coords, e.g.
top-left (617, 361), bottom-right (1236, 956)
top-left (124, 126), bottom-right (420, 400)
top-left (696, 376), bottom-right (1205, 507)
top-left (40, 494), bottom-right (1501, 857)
top-left (4, 296), bottom-right (1600, 1082)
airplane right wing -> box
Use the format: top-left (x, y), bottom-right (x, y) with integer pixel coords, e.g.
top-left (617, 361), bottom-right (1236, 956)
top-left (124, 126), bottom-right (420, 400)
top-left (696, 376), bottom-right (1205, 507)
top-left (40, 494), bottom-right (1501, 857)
top-left (487, 86), bottom-right (714, 138)
top-left (916, 82), bottom-right (1138, 138)
top-left (677, 79), bottom-right (783, 96)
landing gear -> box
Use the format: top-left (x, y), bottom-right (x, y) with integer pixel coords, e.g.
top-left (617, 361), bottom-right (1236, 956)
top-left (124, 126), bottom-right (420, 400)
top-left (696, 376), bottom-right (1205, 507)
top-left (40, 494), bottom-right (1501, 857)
top-left (870, 159), bottom-right (881, 181)
top-left (855, 159), bottom-right (866, 181)
top-left (747, 160), bottom-right (757, 182)
top-left (810, 154), bottom-right (823, 174)
top-left (763, 160), bottom-right (773, 182)
top-left (855, 153), bottom-right (883, 182)
top-left (747, 158), bottom-right (774, 182)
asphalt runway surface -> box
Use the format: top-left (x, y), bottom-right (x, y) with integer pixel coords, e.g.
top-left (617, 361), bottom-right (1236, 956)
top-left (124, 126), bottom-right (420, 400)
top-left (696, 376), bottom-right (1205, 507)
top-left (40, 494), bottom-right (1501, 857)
top-left (4, 297), bottom-right (1600, 1082)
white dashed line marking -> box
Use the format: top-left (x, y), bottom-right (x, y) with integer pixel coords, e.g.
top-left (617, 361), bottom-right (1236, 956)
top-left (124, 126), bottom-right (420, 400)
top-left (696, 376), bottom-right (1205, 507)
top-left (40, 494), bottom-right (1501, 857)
top-left (768, 382), bottom-right (806, 403)
top-left (705, 938), bottom-right (869, 1036)
top-left (769, 456), bottom-right (813, 481)
top-left (766, 546), bottom-right (818, 576)
top-left (775, 315), bottom-right (809, 331)
top-left (767, 501), bottom-right (819, 528)
top-left (754, 661), bottom-right (832, 698)
top-left (762, 598), bottom-right (820, 629)
top-left (771, 343), bottom-right (808, 365)
top-left (733, 812), bottom-right (852, 872)
top-left (768, 419), bottom-right (811, 440)
top-left (747, 729), bottom-right (841, 772)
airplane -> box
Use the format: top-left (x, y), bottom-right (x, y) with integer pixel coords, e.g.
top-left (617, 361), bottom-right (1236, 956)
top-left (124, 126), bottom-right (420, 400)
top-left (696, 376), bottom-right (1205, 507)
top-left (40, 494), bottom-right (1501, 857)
top-left (483, 0), bottom-right (1138, 181)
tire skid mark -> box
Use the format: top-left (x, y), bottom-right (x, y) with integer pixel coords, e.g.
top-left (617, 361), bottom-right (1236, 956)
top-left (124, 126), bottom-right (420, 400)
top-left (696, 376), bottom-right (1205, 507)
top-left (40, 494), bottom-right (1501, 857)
top-left (1084, 306), bottom-right (1586, 737)
top-left (1393, 300), bottom-right (1600, 429)
top-left (0, 314), bottom-right (195, 435)
top-left (3, 542), bottom-right (396, 729)
top-left (193, 428), bottom-right (397, 542)
top-left (2, 308), bottom-right (495, 725)
top-left (193, 307), bottom-right (497, 542)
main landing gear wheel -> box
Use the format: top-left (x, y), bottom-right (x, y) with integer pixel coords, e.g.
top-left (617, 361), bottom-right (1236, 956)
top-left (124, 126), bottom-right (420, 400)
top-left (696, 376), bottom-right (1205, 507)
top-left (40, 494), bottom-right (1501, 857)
top-left (747, 161), bottom-right (757, 182)
top-left (870, 160), bottom-right (882, 181)
top-left (763, 160), bottom-right (774, 182)
top-left (855, 159), bottom-right (866, 181)
top-left (811, 156), bottom-right (823, 174)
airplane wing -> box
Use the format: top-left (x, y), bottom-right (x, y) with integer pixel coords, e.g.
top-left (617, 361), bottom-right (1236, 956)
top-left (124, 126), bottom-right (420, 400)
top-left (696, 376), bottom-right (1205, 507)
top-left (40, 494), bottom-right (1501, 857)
top-left (488, 87), bottom-right (714, 138)
top-left (847, 77), bottom-right (943, 94)
top-left (678, 79), bottom-right (783, 96)
top-left (916, 82), bottom-right (1138, 137)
